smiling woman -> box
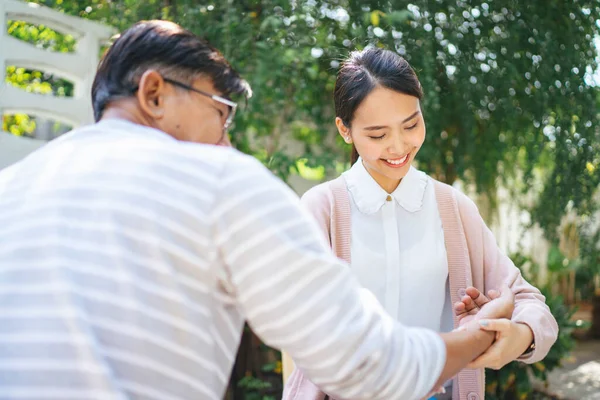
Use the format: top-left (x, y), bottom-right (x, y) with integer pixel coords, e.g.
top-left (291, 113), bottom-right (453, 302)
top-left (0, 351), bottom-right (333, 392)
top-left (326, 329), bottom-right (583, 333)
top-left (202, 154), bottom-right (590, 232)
top-left (332, 49), bottom-right (426, 193)
top-left (337, 86), bottom-right (424, 192)
top-left (282, 47), bottom-right (558, 400)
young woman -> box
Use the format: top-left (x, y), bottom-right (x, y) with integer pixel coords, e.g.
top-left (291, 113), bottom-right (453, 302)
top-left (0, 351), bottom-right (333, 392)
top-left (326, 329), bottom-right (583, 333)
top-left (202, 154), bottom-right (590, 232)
top-left (282, 48), bottom-right (558, 400)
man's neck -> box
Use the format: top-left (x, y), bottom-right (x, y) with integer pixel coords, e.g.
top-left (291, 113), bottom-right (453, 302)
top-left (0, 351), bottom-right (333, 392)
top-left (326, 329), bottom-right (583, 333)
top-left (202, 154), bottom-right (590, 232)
top-left (100, 103), bottom-right (158, 132)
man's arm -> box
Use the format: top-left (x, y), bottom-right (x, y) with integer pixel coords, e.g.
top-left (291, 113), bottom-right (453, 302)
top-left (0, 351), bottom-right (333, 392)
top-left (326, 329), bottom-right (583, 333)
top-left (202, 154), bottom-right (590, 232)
top-left (435, 328), bottom-right (495, 388)
top-left (212, 154), bottom-right (505, 400)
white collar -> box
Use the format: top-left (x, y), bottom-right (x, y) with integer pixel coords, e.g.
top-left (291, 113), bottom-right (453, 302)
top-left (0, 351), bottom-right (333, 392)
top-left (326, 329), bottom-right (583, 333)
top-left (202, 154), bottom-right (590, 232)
top-left (342, 158), bottom-right (428, 214)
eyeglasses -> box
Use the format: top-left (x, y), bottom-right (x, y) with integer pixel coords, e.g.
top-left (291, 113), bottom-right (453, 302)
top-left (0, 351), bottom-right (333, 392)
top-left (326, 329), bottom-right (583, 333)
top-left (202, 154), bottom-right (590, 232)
top-left (131, 77), bottom-right (236, 133)
top-left (162, 78), bottom-right (237, 132)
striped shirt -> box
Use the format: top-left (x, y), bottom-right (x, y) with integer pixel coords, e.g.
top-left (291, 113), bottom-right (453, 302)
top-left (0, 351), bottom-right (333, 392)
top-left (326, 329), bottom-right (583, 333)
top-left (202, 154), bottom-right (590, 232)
top-left (0, 119), bottom-right (446, 400)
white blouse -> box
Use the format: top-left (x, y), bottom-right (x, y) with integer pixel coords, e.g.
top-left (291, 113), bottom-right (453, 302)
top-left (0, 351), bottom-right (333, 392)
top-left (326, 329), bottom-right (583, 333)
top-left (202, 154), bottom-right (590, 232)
top-left (342, 159), bottom-right (454, 334)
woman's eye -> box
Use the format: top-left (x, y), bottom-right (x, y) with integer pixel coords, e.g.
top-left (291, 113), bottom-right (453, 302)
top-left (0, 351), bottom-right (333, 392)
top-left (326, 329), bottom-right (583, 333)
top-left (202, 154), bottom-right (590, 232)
top-left (405, 122), bottom-right (418, 130)
top-left (369, 134), bottom-right (386, 140)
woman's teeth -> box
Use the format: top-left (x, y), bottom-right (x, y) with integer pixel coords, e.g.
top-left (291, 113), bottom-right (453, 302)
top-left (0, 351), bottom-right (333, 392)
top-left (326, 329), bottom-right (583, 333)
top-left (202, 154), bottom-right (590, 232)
top-left (386, 154), bottom-right (408, 165)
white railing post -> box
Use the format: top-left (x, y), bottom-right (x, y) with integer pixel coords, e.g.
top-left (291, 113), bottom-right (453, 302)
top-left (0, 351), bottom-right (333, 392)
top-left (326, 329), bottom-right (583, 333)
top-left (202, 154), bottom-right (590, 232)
top-left (0, 0), bottom-right (115, 168)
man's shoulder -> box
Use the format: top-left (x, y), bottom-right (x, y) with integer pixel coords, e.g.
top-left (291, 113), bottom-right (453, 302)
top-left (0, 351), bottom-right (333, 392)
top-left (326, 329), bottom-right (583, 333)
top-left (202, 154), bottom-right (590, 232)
top-left (62, 121), bottom-right (267, 181)
top-left (182, 144), bottom-right (266, 175)
top-left (175, 141), bottom-right (248, 165)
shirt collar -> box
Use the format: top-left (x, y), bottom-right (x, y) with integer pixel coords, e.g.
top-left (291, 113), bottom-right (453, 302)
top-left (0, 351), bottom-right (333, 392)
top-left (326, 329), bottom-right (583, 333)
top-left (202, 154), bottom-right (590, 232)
top-left (342, 158), bottom-right (428, 214)
top-left (90, 119), bottom-right (177, 142)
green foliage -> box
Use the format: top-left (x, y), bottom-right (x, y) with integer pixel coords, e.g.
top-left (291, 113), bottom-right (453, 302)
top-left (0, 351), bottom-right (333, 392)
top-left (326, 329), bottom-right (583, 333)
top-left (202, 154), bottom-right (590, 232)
top-left (574, 218), bottom-right (600, 307)
top-left (2, 114), bottom-right (36, 137)
top-left (3, 20), bottom-right (75, 136)
top-left (580, 217), bottom-right (600, 280)
top-left (6, 0), bottom-right (599, 233)
top-left (7, 19), bottom-right (76, 51)
top-left (237, 375), bottom-right (274, 400)
top-left (485, 252), bottom-right (583, 400)
top-left (546, 244), bottom-right (583, 287)
top-left (226, 325), bottom-right (283, 400)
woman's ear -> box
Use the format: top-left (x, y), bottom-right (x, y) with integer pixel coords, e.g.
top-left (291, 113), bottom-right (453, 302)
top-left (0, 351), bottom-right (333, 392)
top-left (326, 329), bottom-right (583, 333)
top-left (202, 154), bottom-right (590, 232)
top-left (335, 117), bottom-right (352, 143)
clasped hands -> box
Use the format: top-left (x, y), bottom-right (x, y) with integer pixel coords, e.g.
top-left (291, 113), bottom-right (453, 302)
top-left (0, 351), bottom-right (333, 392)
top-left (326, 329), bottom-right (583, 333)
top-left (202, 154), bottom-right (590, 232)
top-left (453, 285), bottom-right (534, 370)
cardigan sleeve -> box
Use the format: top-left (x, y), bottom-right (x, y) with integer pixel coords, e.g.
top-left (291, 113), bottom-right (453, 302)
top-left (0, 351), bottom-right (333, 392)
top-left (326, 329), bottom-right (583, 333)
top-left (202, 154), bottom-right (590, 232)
top-left (456, 192), bottom-right (558, 364)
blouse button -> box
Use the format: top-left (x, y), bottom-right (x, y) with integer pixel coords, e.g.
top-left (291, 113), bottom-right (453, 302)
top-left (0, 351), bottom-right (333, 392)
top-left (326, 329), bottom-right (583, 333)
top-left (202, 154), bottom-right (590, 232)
top-left (386, 195), bottom-right (392, 202)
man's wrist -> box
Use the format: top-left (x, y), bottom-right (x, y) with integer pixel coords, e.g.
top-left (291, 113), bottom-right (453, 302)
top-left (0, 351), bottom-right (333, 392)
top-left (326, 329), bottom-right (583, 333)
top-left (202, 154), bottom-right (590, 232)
top-left (473, 327), bottom-right (495, 349)
top-left (460, 318), bottom-right (489, 333)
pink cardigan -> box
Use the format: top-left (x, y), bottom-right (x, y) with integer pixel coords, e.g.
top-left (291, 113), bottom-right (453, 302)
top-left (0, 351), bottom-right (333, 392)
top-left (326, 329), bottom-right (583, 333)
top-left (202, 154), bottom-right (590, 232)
top-left (283, 177), bottom-right (558, 400)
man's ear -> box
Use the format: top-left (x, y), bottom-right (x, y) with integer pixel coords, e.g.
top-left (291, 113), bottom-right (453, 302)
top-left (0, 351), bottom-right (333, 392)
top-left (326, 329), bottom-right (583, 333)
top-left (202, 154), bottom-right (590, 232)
top-left (136, 70), bottom-right (167, 119)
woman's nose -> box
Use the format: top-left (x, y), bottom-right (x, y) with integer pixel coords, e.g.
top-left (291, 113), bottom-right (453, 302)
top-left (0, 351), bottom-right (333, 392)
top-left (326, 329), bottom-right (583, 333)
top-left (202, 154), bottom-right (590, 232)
top-left (388, 134), bottom-right (406, 155)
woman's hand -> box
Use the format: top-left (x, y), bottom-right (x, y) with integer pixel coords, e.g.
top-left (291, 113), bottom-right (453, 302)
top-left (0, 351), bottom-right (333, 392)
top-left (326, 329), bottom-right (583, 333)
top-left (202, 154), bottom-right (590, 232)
top-left (454, 284), bottom-right (514, 325)
top-left (467, 318), bottom-right (534, 369)
top-left (454, 286), bottom-right (533, 369)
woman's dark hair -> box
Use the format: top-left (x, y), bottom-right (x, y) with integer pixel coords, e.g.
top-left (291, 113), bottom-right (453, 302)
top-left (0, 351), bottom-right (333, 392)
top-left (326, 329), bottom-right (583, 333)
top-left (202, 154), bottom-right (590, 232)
top-left (91, 20), bottom-right (251, 121)
top-left (334, 48), bottom-right (423, 164)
